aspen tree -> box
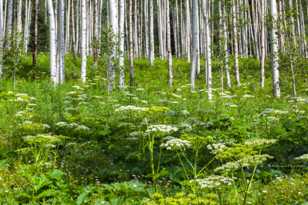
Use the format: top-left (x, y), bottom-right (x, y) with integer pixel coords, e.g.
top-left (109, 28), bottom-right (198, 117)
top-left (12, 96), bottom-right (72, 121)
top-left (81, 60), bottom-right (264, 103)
top-left (185, 0), bottom-right (191, 62)
top-left (166, 0), bottom-right (173, 87)
top-left (108, 0), bottom-right (118, 92)
top-left (0, 0), bottom-right (3, 77)
top-left (16, 0), bottom-right (22, 47)
top-left (119, 0), bottom-right (125, 89)
top-left (260, 0), bottom-right (266, 88)
top-left (47, 0), bottom-right (58, 85)
top-left (129, 0), bottom-right (135, 86)
top-left (270, 0), bottom-right (281, 97)
top-left (58, 0), bottom-right (65, 83)
top-left (232, 0), bottom-right (240, 86)
top-left (24, 0), bottom-right (31, 53)
top-left (5, 0), bottom-right (13, 48)
top-left (30, 0), bottom-right (39, 66)
top-left (203, 0), bottom-right (212, 100)
top-left (81, 0), bottom-right (87, 83)
top-left (222, 0), bottom-right (231, 88)
top-left (149, 0), bottom-right (155, 65)
top-left (191, 0), bottom-right (199, 91)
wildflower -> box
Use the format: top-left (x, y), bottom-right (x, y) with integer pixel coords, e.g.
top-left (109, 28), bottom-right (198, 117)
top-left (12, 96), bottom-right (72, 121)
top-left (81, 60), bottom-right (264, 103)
top-left (244, 138), bottom-right (277, 147)
top-left (28, 103), bottom-right (37, 107)
top-left (242, 94), bottom-right (255, 98)
top-left (43, 124), bottom-right (51, 129)
top-left (15, 93), bottom-right (29, 98)
top-left (15, 111), bottom-right (26, 118)
top-left (69, 122), bottom-right (79, 128)
top-left (146, 124), bottom-right (178, 134)
top-left (192, 175), bottom-right (234, 189)
top-left (180, 110), bottom-right (190, 116)
top-left (207, 143), bottom-right (227, 154)
top-left (294, 153), bottom-right (308, 161)
top-left (260, 108), bottom-right (288, 116)
top-left (171, 93), bottom-right (182, 99)
top-left (160, 137), bottom-right (191, 151)
top-left (115, 105), bottom-right (149, 112)
top-left (221, 94), bottom-right (236, 99)
top-left (55, 121), bottom-right (69, 128)
top-left (225, 103), bottom-right (238, 108)
top-left (66, 91), bottom-right (77, 96)
top-left (22, 120), bottom-right (33, 125)
top-left (136, 87), bottom-right (145, 91)
top-left (75, 125), bottom-right (90, 132)
top-left (215, 154), bottom-right (273, 173)
top-left (178, 122), bottom-right (192, 131)
top-left (72, 85), bottom-right (83, 90)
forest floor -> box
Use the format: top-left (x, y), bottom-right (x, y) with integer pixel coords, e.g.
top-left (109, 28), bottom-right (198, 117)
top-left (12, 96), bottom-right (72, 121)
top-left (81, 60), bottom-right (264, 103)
top-left (0, 55), bottom-right (307, 204)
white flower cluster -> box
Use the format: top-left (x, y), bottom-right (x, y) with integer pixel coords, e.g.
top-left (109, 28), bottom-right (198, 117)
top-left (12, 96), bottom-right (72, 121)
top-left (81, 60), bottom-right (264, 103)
top-left (192, 175), bottom-right (234, 189)
top-left (160, 137), bottom-right (191, 151)
top-left (242, 94), bottom-right (255, 98)
top-left (23, 134), bottom-right (66, 146)
top-left (55, 121), bottom-right (90, 131)
top-left (146, 124), bottom-right (178, 134)
top-left (225, 103), bottom-right (238, 108)
top-left (294, 153), bottom-right (308, 161)
top-left (115, 105), bottom-right (149, 112)
top-left (215, 154), bottom-right (273, 173)
top-left (207, 143), bottom-right (227, 154)
top-left (260, 108), bottom-right (288, 116)
top-left (244, 138), bottom-right (277, 147)
top-left (221, 94), bottom-right (236, 99)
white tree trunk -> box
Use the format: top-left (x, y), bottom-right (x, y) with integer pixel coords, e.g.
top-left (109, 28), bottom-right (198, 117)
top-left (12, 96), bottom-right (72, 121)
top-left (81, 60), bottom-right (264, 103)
top-left (108, 0), bottom-right (118, 92)
top-left (222, 0), bottom-right (231, 88)
top-left (166, 0), bottom-right (173, 87)
top-left (270, 0), bottom-right (281, 97)
top-left (58, 0), bottom-right (65, 84)
top-left (260, 0), bottom-right (266, 88)
top-left (47, 0), bottom-right (58, 85)
top-left (0, 0), bottom-right (3, 77)
top-left (16, 0), bottom-right (23, 47)
top-left (5, 0), bottom-right (13, 48)
top-left (203, 0), bottom-right (212, 100)
top-left (191, 0), bottom-right (199, 91)
top-left (232, 0), bottom-right (240, 86)
top-left (81, 0), bottom-right (87, 82)
top-left (119, 0), bottom-right (125, 89)
top-left (149, 0), bottom-right (155, 65)
top-left (185, 0), bottom-right (191, 62)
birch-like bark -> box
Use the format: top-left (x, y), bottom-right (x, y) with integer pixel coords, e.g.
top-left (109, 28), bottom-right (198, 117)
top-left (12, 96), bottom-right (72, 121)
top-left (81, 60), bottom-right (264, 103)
top-left (24, 0), bottom-right (32, 53)
top-left (47, 0), bottom-right (58, 85)
top-left (16, 0), bottom-right (23, 47)
top-left (0, 0), bottom-right (3, 77)
top-left (149, 0), bottom-right (155, 65)
top-left (222, 0), bottom-right (231, 88)
top-left (108, 0), bottom-right (118, 92)
top-left (260, 0), bottom-right (266, 88)
top-left (191, 0), bottom-right (199, 91)
top-left (129, 0), bottom-right (134, 86)
top-left (30, 0), bottom-right (39, 66)
top-left (81, 0), bottom-right (87, 82)
top-left (58, 0), bottom-right (65, 83)
top-left (203, 0), bottom-right (212, 100)
top-left (232, 0), bottom-right (240, 86)
top-left (166, 0), bottom-right (173, 87)
top-left (185, 0), bottom-right (191, 62)
top-left (119, 0), bottom-right (125, 89)
top-left (5, 0), bottom-right (13, 48)
top-left (270, 0), bottom-right (281, 97)
top-left (65, 0), bottom-right (71, 52)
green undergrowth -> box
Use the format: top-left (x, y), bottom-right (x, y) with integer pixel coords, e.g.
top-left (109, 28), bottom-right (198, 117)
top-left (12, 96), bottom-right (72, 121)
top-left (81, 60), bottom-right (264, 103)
top-left (0, 55), bottom-right (307, 204)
